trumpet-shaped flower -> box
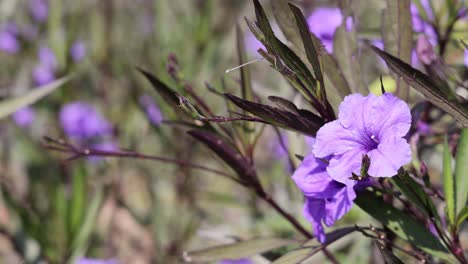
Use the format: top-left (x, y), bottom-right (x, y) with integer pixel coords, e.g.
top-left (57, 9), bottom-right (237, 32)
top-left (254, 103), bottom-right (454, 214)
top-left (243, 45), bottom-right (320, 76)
top-left (313, 93), bottom-right (411, 184)
top-left (292, 153), bottom-right (368, 243)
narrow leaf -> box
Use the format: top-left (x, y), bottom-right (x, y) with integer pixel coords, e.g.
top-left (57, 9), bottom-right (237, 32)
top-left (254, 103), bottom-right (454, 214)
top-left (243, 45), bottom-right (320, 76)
top-left (455, 128), bottom-right (468, 216)
top-left (355, 191), bottom-right (450, 260)
top-left (443, 135), bottom-right (455, 227)
top-left (375, 241), bottom-right (404, 264)
top-left (372, 46), bottom-right (468, 126)
top-left (226, 93), bottom-right (323, 136)
top-left (456, 206), bottom-right (468, 230)
top-left (252, 0), bottom-right (317, 100)
top-left (273, 227), bottom-right (356, 264)
top-left (182, 238), bottom-right (295, 262)
top-left (0, 76), bottom-right (70, 119)
top-left (391, 170), bottom-right (439, 221)
top-left (137, 68), bottom-right (180, 108)
top-left (187, 130), bottom-right (251, 179)
top-left (288, 4), bottom-right (324, 94)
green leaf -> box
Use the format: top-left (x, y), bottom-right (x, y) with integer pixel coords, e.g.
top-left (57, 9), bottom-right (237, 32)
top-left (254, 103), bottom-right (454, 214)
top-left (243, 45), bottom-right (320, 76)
top-left (288, 3), bottom-right (325, 98)
top-left (0, 76), bottom-right (70, 119)
top-left (355, 191), bottom-right (451, 260)
top-left (456, 206), bottom-right (468, 230)
top-left (381, 0), bottom-right (412, 100)
top-left (67, 165), bottom-right (87, 241)
top-left (375, 241), bottom-right (404, 264)
top-left (270, 0), bottom-right (307, 63)
top-left (371, 46), bottom-right (468, 126)
top-left (182, 237), bottom-right (296, 262)
top-left (391, 170), bottom-right (439, 221)
top-left (455, 128), bottom-right (468, 216)
top-left (460, 39), bottom-right (468, 50)
top-left (251, 0), bottom-right (317, 101)
top-left (69, 186), bottom-right (105, 262)
top-left (273, 227), bottom-right (356, 264)
top-left (443, 135), bottom-right (456, 227)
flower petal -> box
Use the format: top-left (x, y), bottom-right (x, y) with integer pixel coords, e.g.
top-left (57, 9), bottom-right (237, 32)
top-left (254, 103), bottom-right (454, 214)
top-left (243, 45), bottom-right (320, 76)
top-left (371, 93), bottom-right (412, 139)
top-left (324, 185), bottom-right (356, 226)
top-left (292, 154), bottom-right (342, 198)
top-left (303, 198), bottom-right (326, 243)
top-left (327, 148), bottom-right (366, 184)
top-left (313, 120), bottom-right (363, 158)
top-left (367, 137), bottom-right (411, 177)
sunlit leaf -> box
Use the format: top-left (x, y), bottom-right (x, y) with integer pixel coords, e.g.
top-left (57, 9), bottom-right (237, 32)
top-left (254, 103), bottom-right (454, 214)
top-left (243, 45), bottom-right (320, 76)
top-left (455, 129), bottom-right (468, 216)
top-left (372, 46), bottom-right (468, 126)
top-left (456, 206), bottom-right (468, 230)
top-left (443, 136), bottom-right (456, 227)
top-left (0, 76), bottom-right (70, 119)
top-left (182, 237), bottom-right (296, 262)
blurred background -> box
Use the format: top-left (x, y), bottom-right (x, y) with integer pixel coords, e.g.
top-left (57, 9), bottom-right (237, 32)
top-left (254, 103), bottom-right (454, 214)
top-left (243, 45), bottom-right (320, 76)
top-left (0, 0), bottom-right (467, 263)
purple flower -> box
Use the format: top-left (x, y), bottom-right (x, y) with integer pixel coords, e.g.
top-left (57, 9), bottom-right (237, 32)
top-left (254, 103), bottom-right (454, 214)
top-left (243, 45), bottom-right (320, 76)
top-left (13, 106), bottom-right (35, 127)
top-left (292, 154), bottom-right (368, 243)
top-left (307, 7), bottom-right (343, 53)
top-left (29, 0), bottom-right (48, 22)
top-left (88, 141), bottom-right (119, 163)
top-left (218, 259), bottom-right (253, 264)
top-left (71, 41), bottom-right (86, 62)
top-left (59, 101), bottom-right (112, 140)
top-left (416, 35), bottom-right (436, 65)
top-left (313, 93), bottom-right (412, 184)
top-left (0, 26), bottom-right (20, 54)
top-left (139, 95), bottom-right (163, 126)
top-left (464, 50), bottom-right (468, 67)
top-left (33, 46), bottom-right (57, 86)
top-left (411, 3), bottom-right (437, 45)
top-left (75, 258), bottom-right (119, 264)
top-left (244, 30), bottom-right (265, 57)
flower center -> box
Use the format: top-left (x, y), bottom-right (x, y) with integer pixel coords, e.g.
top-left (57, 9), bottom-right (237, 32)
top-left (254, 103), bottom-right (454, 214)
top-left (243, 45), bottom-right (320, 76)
top-left (363, 134), bottom-right (379, 151)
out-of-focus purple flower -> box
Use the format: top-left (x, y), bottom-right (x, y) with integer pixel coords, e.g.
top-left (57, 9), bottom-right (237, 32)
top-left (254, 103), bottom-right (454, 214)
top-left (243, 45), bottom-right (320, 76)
top-left (13, 106), bottom-right (35, 127)
top-left (416, 35), bottom-right (436, 65)
top-left (139, 95), bottom-right (163, 126)
top-left (88, 141), bottom-right (119, 163)
top-left (313, 93), bottom-right (412, 184)
top-left (29, 0), bottom-right (48, 22)
top-left (416, 120), bottom-right (431, 135)
top-left (245, 30), bottom-right (265, 57)
top-left (464, 50), bottom-right (468, 67)
top-left (411, 3), bottom-right (437, 45)
top-left (307, 7), bottom-right (343, 53)
top-left (0, 24), bottom-right (20, 54)
top-left (33, 64), bottom-right (55, 86)
top-left (75, 258), bottom-right (119, 264)
top-left (71, 41), bottom-right (86, 62)
top-left (292, 154), bottom-right (368, 243)
top-left (33, 46), bottom-right (57, 86)
top-left (59, 101), bottom-right (112, 140)
top-left (345, 16), bottom-right (353, 32)
top-left (38, 46), bottom-right (57, 68)
top-left (372, 40), bottom-right (384, 50)
top-left (218, 258), bottom-right (253, 264)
